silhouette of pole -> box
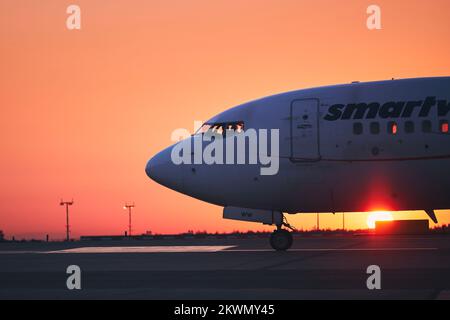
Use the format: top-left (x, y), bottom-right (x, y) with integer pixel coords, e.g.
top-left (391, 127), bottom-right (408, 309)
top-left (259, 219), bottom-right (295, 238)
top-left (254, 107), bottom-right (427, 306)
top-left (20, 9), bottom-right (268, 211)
top-left (124, 203), bottom-right (135, 236)
top-left (342, 212), bottom-right (345, 230)
top-left (317, 213), bottom-right (320, 231)
top-left (60, 199), bottom-right (74, 241)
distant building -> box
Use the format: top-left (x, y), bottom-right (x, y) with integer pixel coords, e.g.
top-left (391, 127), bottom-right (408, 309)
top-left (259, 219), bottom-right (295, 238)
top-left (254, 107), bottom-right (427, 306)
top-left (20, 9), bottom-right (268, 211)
top-left (0, 230), bottom-right (4, 241)
top-left (376, 220), bottom-right (429, 235)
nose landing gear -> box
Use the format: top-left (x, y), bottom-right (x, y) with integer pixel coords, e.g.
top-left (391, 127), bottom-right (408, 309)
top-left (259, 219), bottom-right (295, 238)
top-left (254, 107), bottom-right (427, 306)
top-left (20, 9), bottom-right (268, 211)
top-left (270, 229), bottom-right (293, 251)
top-left (270, 216), bottom-right (296, 251)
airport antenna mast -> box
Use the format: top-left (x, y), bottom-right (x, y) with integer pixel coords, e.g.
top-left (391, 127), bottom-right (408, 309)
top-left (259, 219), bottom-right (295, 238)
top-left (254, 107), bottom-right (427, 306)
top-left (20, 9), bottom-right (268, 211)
top-left (123, 202), bottom-right (135, 236)
top-left (60, 199), bottom-right (74, 241)
top-left (342, 212), bottom-right (346, 230)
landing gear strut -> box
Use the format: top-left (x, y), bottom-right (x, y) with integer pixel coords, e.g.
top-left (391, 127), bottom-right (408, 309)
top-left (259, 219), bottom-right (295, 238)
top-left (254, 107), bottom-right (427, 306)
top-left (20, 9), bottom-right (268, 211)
top-left (270, 216), bottom-right (295, 251)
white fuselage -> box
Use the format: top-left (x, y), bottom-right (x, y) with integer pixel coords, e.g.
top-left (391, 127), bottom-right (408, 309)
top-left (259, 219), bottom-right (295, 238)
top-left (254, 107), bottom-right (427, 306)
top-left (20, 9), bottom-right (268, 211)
top-left (146, 77), bottom-right (450, 215)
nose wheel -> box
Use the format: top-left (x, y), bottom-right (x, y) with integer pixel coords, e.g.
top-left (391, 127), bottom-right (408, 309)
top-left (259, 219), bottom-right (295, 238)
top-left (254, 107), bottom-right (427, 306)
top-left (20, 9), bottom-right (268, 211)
top-left (270, 229), bottom-right (293, 251)
top-left (270, 216), bottom-right (295, 251)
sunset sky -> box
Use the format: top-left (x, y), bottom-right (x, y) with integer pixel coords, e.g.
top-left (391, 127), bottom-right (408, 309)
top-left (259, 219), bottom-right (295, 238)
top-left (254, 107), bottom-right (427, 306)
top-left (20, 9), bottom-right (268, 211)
top-left (1, 0), bottom-right (450, 239)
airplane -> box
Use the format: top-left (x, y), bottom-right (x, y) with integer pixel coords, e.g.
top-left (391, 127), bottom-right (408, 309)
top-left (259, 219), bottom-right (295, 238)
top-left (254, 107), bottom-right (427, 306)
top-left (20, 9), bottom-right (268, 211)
top-left (146, 76), bottom-right (450, 250)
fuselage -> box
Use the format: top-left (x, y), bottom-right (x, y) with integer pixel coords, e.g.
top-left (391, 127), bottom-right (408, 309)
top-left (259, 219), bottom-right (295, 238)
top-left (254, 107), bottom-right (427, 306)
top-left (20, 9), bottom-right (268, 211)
top-left (146, 77), bottom-right (450, 215)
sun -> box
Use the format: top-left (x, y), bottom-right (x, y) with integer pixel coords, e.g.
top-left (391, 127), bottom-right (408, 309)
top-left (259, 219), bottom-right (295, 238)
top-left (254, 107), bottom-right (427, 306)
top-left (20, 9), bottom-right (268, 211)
top-left (366, 211), bottom-right (394, 229)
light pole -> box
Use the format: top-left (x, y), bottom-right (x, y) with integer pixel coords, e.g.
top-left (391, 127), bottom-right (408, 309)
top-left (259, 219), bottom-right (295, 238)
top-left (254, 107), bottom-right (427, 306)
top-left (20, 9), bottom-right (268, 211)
top-left (60, 199), bottom-right (74, 241)
top-left (123, 203), bottom-right (135, 236)
top-left (316, 213), bottom-right (320, 231)
top-left (342, 212), bottom-right (346, 230)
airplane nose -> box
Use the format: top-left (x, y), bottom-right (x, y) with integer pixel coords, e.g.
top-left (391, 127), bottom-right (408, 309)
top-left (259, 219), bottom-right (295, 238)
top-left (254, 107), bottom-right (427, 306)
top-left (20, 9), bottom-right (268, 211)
top-left (145, 158), bottom-right (154, 180)
top-left (145, 146), bottom-right (183, 191)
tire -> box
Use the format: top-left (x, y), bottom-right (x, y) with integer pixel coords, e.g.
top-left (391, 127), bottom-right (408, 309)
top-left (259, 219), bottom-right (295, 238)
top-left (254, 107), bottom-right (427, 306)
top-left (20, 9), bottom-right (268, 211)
top-left (270, 229), bottom-right (293, 251)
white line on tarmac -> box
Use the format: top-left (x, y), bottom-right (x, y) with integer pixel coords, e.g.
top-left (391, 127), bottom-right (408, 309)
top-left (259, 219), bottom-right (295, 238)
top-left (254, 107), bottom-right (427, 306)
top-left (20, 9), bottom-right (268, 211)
top-left (0, 251), bottom-right (47, 254)
top-left (225, 247), bottom-right (438, 252)
top-left (46, 246), bottom-right (236, 254)
top-left (0, 247), bottom-right (438, 254)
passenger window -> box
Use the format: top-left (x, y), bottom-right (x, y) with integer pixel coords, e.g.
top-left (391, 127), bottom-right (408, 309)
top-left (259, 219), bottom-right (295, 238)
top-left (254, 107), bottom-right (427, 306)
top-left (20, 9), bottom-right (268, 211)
top-left (387, 122), bottom-right (398, 135)
top-left (440, 120), bottom-right (449, 133)
top-left (370, 122), bottom-right (380, 134)
top-left (353, 122), bottom-right (363, 135)
top-left (422, 120), bottom-right (432, 133)
top-left (405, 121), bottom-right (414, 133)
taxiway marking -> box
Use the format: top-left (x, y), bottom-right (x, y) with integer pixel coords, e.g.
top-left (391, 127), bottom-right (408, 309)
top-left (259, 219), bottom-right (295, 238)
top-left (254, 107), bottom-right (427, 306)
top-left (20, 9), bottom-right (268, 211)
top-left (46, 246), bottom-right (236, 253)
top-left (0, 246), bottom-right (438, 254)
top-left (225, 247), bottom-right (438, 252)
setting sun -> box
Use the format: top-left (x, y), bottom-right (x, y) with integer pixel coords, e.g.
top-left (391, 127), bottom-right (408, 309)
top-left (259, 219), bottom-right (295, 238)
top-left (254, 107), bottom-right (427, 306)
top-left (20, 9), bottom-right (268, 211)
top-left (367, 211), bottom-right (394, 229)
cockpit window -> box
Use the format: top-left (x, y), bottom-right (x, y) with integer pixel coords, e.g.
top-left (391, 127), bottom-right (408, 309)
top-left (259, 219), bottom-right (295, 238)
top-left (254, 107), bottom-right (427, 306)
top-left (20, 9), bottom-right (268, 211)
top-left (195, 121), bottom-right (244, 136)
top-left (235, 122), bottom-right (244, 133)
top-left (196, 123), bottom-right (212, 134)
top-left (212, 124), bottom-right (223, 135)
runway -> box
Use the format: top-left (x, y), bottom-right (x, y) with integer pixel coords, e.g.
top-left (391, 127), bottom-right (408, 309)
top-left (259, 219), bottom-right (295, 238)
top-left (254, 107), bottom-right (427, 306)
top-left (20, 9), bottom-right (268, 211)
top-left (1, 235), bottom-right (450, 299)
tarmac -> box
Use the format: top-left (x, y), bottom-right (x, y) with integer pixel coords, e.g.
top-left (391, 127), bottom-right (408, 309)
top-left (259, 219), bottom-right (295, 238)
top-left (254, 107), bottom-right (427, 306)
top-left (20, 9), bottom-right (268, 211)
top-left (1, 234), bottom-right (450, 299)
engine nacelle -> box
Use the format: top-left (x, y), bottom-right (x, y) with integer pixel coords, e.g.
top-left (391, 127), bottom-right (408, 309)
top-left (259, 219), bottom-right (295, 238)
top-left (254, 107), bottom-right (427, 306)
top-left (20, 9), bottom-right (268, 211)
top-left (223, 206), bottom-right (283, 226)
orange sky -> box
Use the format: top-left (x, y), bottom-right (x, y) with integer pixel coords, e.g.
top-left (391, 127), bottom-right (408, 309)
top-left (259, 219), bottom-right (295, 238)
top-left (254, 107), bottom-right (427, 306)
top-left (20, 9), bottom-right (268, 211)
top-left (1, 0), bottom-right (450, 239)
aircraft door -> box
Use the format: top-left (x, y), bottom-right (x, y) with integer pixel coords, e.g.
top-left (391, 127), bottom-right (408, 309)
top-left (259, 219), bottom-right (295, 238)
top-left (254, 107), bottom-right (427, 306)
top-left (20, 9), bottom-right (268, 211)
top-left (291, 98), bottom-right (320, 160)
